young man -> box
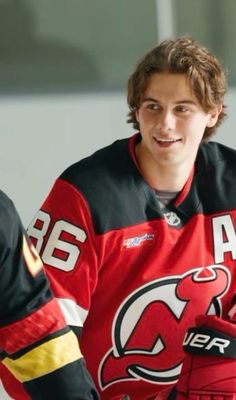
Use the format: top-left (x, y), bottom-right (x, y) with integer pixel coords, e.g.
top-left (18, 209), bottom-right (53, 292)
top-left (0, 190), bottom-right (98, 399)
top-left (5, 36), bottom-right (236, 399)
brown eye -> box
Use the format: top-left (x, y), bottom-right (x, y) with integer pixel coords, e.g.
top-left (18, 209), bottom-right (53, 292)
top-left (176, 106), bottom-right (187, 112)
top-left (147, 103), bottom-right (160, 111)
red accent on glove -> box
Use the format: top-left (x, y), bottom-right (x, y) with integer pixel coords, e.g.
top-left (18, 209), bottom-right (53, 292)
top-left (196, 314), bottom-right (236, 337)
top-left (176, 315), bottom-right (236, 400)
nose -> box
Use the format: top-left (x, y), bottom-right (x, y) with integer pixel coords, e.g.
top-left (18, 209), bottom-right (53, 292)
top-left (156, 110), bottom-right (175, 132)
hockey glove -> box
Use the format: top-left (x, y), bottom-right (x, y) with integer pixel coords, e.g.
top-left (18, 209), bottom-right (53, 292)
top-left (176, 313), bottom-right (236, 400)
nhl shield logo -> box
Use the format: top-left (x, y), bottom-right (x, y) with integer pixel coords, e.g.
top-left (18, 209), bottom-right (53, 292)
top-left (163, 211), bottom-right (181, 226)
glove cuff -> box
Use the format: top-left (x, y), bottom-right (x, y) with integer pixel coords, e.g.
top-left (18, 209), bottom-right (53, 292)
top-left (183, 325), bottom-right (236, 358)
top-left (196, 314), bottom-right (236, 336)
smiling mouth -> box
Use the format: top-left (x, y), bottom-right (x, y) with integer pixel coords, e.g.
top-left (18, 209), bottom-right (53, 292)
top-left (154, 137), bottom-right (181, 144)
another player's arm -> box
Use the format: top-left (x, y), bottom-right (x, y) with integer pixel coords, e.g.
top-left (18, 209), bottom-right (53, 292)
top-left (0, 195), bottom-right (99, 399)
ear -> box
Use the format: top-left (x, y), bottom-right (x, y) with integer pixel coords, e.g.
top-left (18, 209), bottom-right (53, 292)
top-left (207, 104), bottom-right (222, 127)
top-left (135, 108), bottom-right (139, 123)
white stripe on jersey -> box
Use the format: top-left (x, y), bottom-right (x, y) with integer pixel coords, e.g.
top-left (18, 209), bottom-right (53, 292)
top-left (57, 298), bottom-right (88, 327)
top-left (0, 380), bottom-right (14, 399)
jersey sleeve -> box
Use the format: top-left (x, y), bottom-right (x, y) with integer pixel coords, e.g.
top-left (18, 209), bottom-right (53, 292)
top-left (0, 191), bottom-right (99, 399)
top-left (27, 177), bottom-right (99, 332)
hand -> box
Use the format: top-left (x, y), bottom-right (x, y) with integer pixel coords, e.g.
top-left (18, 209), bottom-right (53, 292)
top-left (176, 314), bottom-right (236, 400)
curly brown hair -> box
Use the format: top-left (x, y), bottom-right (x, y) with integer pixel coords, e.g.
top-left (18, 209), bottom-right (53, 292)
top-left (127, 36), bottom-right (227, 140)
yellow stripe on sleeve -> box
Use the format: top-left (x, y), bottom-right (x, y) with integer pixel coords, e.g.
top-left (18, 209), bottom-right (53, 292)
top-left (2, 330), bottom-right (82, 382)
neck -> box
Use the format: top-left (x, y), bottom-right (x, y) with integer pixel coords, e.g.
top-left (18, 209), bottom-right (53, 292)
top-left (151, 166), bottom-right (191, 191)
top-left (135, 143), bottom-right (194, 191)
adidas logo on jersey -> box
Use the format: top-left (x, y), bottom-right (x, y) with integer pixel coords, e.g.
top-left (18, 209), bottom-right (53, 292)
top-left (123, 233), bottom-right (154, 248)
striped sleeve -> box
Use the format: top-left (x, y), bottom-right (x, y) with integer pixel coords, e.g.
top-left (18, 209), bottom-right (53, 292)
top-left (0, 191), bottom-right (99, 399)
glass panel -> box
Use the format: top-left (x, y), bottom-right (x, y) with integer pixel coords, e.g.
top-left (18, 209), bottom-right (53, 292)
top-left (0, 0), bottom-right (157, 94)
top-left (175, 0), bottom-right (236, 86)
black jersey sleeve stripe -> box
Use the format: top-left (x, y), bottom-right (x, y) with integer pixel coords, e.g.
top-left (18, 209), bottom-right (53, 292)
top-left (2, 330), bottom-right (82, 382)
top-left (24, 358), bottom-right (100, 400)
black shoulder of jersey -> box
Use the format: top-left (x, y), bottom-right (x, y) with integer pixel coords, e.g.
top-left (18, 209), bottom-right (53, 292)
top-left (60, 137), bottom-right (161, 234)
top-left (61, 138), bottom-right (131, 186)
top-left (186, 141), bottom-right (236, 214)
top-left (0, 189), bottom-right (17, 220)
top-left (60, 139), bottom-right (236, 234)
top-left (0, 190), bottom-right (52, 325)
top-left (198, 141), bottom-right (236, 166)
top-left (0, 190), bottom-right (21, 254)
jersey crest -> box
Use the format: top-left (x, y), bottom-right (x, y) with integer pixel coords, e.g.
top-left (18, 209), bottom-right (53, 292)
top-left (99, 265), bottom-right (230, 390)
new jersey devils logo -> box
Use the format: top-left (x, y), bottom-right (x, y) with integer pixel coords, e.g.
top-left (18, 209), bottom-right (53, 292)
top-left (98, 265), bottom-right (230, 389)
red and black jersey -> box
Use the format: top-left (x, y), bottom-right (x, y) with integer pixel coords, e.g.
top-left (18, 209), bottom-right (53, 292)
top-left (24, 133), bottom-right (236, 399)
top-left (0, 191), bottom-right (98, 399)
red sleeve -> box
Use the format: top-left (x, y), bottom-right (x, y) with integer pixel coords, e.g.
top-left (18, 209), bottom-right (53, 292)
top-left (28, 177), bottom-right (99, 329)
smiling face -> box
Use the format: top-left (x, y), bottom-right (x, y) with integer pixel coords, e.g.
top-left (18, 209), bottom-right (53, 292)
top-left (135, 73), bottom-right (221, 185)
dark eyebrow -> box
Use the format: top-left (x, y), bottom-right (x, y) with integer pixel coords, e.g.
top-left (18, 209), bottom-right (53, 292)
top-left (142, 97), bottom-right (197, 105)
top-left (142, 97), bottom-right (159, 103)
top-left (175, 100), bottom-right (197, 105)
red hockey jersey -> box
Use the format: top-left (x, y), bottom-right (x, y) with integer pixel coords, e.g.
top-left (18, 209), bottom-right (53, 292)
top-left (25, 134), bottom-right (236, 399)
